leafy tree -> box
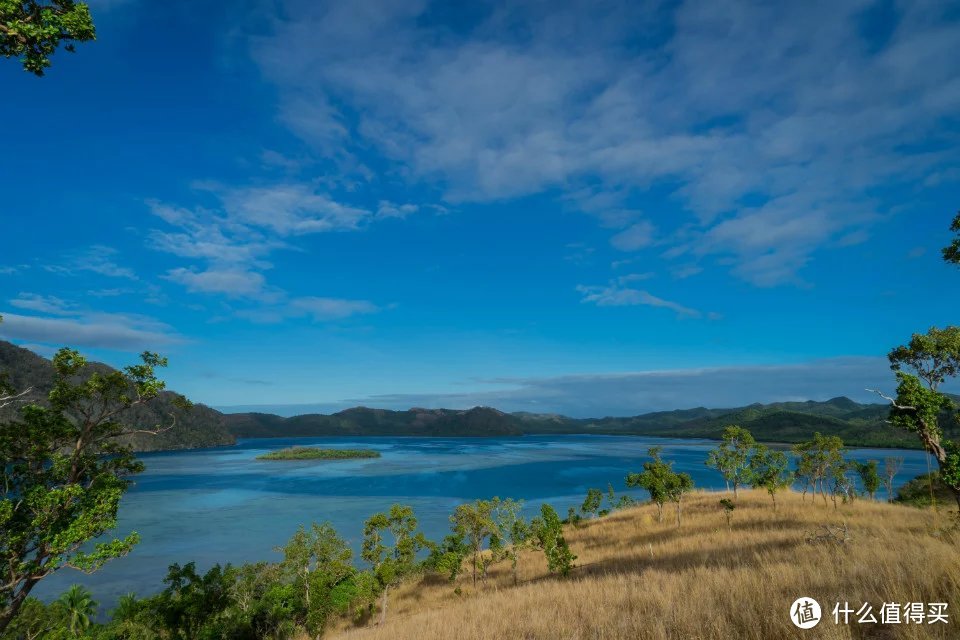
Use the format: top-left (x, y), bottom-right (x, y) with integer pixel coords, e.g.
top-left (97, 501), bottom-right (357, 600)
top-left (579, 488), bottom-right (603, 520)
top-left (278, 522), bottom-right (354, 635)
top-left (0, 348), bottom-right (186, 632)
top-left (424, 531), bottom-right (468, 588)
top-left (719, 498), bottom-right (735, 528)
top-left (491, 498), bottom-right (529, 586)
top-left (705, 425), bottom-right (756, 499)
top-left (155, 562), bottom-right (236, 639)
top-left (748, 446), bottom-right (793, 509)
top-left (942, 211), bottom-right (960, 265)
top-left (626, 446), bottom-right (671, 522)
top-left (56, 585), bottom-right (96, 637)
top-left (450, 498), bottom-right (500, 588)
top-left (854, 460), bottom-right (881, 500)
top-left (0, 1), bottom-right (95, 75)
top-left (529, 504), bottom-right (575, 577)
top-left (828, 461), bottom-right (855, 508)
top-left (1, 596), bottom-right (67, 639)
top-left (792, 433), bottom-right (845, 507)
top-left (361, 504), bottom-right (428, 625)
top-left (884, 456), bottom-right (904, 502)
top-left (878, 327), bottom-right (960, 510)
top-left (664, 469), bottom-right (694, 528)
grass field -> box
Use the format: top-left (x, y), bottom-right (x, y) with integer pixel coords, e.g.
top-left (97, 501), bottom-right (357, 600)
top-left (325, 490), bottom-right (960, 639)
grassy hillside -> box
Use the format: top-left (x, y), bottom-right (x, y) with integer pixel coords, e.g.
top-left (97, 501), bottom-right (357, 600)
top-left (0, 340), bottom-right (235, 451)
top-left (325, 491), bottom-right (960, 640)
top-left (225, 396), bottom-right (960, 449)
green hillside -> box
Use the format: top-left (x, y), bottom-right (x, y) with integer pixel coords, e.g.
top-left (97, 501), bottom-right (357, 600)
top-left (0, 340), bottom-right (235, 452)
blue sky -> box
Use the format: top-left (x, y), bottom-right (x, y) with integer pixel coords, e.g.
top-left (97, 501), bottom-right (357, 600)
top-left (1, 0), bottom-right (959, 416)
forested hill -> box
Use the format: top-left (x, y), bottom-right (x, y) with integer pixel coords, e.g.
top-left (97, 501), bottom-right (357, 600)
top-left (224, 396), bottom-right (960, 449)
top-left (0, 340), bottom-right (235, 452)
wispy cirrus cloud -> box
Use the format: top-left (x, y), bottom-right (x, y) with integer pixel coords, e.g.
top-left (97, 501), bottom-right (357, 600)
top-left (249, 0), bottom-right (960, 287)
top-left (0, 307), bottom-right (182, 351)
top-left (576, 281), bottom-right (706, 319)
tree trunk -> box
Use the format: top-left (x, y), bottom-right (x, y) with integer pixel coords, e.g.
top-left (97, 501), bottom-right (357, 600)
top-left (733, 482), bottom-right (739, 500)
top-left (472, 550), bottom-right (477, 588)
top-left (379, 587), bottom-right (389, 625)
top-left (675, 501), bottom-right (682, 528)
top-left (0, 576), bottom-right (41, 634)
top-left (656, 503), bottom-right (663, 523)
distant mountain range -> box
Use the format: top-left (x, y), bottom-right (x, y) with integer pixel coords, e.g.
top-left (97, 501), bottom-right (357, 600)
top-left (224, 396), bottom-right (960, 449)
top-left (3, 339), bottom-right (957, 451)
top-left (0, 340), bottom-right (235, 452)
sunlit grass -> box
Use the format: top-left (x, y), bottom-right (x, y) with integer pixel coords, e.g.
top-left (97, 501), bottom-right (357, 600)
top-left (324, 490), bottom-right (959, 639)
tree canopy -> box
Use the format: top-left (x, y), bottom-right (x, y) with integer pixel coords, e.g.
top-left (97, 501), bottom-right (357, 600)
top-left (0, 1), bottom-right (95, 75)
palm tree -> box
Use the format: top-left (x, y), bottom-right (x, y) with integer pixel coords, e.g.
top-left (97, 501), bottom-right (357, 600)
top-left (57, 585), bottom-right (97, 637)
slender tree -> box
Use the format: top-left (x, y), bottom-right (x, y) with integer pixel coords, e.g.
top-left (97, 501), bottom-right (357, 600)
top-left (626, 447), bottom-right (670, 522)
top-left (361, 504), bottom-right (427, 625)
top-left (749, 445), bottom-right (793, 509)
top-left (491, 498), bottom-right (529, 586)
top-left (664, 470), bottom-right (694, 528)
top-left (883, 456), bottom-right (904, 502)
top-left (705, 425), bottom-right (756, 499)
top-left (579, 488), bottom-right (603, 520)
top-left (529, 504), bottom-right (575, 576)
top-left (855, 460), bottom-right (881, 501)
top-left (450, 498), bottom-right (500, 588)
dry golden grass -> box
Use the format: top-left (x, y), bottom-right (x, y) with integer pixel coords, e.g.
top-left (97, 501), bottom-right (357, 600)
top-left (324, 490), bottom-right (960, 640)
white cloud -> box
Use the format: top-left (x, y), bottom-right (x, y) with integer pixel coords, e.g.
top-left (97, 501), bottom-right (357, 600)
top-left (0, 311), bottom-right (181, 351)
top-left (610, 222), bottom-right (656, 251)
top-left (9, 293), bottom-right (75, 316)
top-left (164, 267), bottom-right (273, 299)
top-left (576, 282), bottom-right (703, 318)
top-left (249, 0), bottom-right (960, 286)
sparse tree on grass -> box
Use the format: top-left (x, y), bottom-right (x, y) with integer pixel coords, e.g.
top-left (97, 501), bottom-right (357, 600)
top-left (361, 504), bottom-right (428, 625)
top-left (580, 488), bottom-right (603, 520)
top-left (792, 433), bottom-right (845, 507)
top-left (749, 445), bottom-right (793, 510)
top-left (529, 504), bottom-right (576, 577)
top-left (884, 456), bottom-right (904, 502)
top-left (719, 498), bottom-right (735, 528)
top-left (664, 470), bottom-right (694, 528)
top-left (279, 522), bottom-right (354, 635)
top-left (451, 498), bottom-right (500, 588)
top-left (492, 498), bottom-right (529, 586)
top-left (626, 447), bottom-right (671, 523)
top-left (855, 460), bottom-right (882, 501)
top-left (705, 425), bottom-right (756, 499)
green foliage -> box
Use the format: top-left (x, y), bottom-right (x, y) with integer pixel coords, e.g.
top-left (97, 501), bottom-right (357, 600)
top-left (0, 349), bottom-right (176, 632)
top-left (491, 498), bottom-right (528, 586)
top-left (705, 425), bottom-right (756, 498)
top-left (0, 0), bottom-right (95, 75)
top-left (791, 432), bottom-right (845, 506)
top-left (854, 460), bottom-right (882, 500)
top-left (361, 504), bottom-right (428, 623)
top-left (529, 504), bottom-right (576, 577)
top-left (627, 446), bottom-right (692, 525)
top-left (424, 531), bottom-right (469, 585)
top-left (748, 446), bottom-right (793, 508)
top-left (719, 498), bottom-right (735, 527)
top-left (894, 472), bottom-right (957, 508)
top-left (451, 498), bottom-right (501, 587)
top-left (256, 447), bottom-right (380, 461)
top-left (942, 211), bottom-right (960, 266)
top-left (57, 585), bottom-right (96, 637)
top-left (888, 326), bottom-right (960, 391)
top-left (579, 488), bottom-right (603, 519)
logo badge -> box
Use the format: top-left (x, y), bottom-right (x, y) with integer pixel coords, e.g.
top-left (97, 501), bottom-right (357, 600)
top-left (790, 597), bottom-right (822, 629)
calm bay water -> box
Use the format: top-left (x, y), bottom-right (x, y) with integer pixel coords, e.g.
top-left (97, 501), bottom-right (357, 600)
top-left (34, 435), bottom-right (935, 607)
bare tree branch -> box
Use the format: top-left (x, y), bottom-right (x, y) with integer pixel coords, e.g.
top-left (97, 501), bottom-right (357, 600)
top-left (865, 388), bottom-right (917, 411)
top-left (0, 387), bottom-right (32, 410)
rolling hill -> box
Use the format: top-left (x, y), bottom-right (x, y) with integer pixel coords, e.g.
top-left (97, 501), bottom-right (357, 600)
top-left (0, 340), bottom-right (235, 452)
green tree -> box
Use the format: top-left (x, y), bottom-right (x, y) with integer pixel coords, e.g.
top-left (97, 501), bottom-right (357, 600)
top-left (942, 211), bottom-right (960, 265)
top-left (792, 433), bottom-right (845, 507)
top-left (529, 504), bottom-right (575, 576)
top-left (626, 446), bottom-right (671, 522)
top-left (361, 504), bottom-right (428, 625)
top-left (450, 498), bottom-right (500, 588)
top-left (705, 425), bottom-right (756, 499)
top-left (56, 585), bottom-right (96, 637)
top-left (491, 498), bottom-right (529, 586)
top-left (719, 498), bottom-right (735, 528)
top-left (279, 522), bottom-right (354, 635)
top-left (579, 488), bottom-right (603, 520)
top-left (879, 326), bottom-right (960, 510)
top-left (855, 460), bottom-right (881, 501)
top-left (664, 469), bottom-right (694, 528)
top-left (0, 348), bottom-right (186, 632)
top-left (749, 446), bottom-right (793, 509)
top-left (0, 1), bottom-right (95, 75)
top-left (883, 456), bottom-right (904, 502)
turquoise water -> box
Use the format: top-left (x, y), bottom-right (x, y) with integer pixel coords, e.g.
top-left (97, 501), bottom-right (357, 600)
top-left (33, 435), bottom-right (935, 608)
